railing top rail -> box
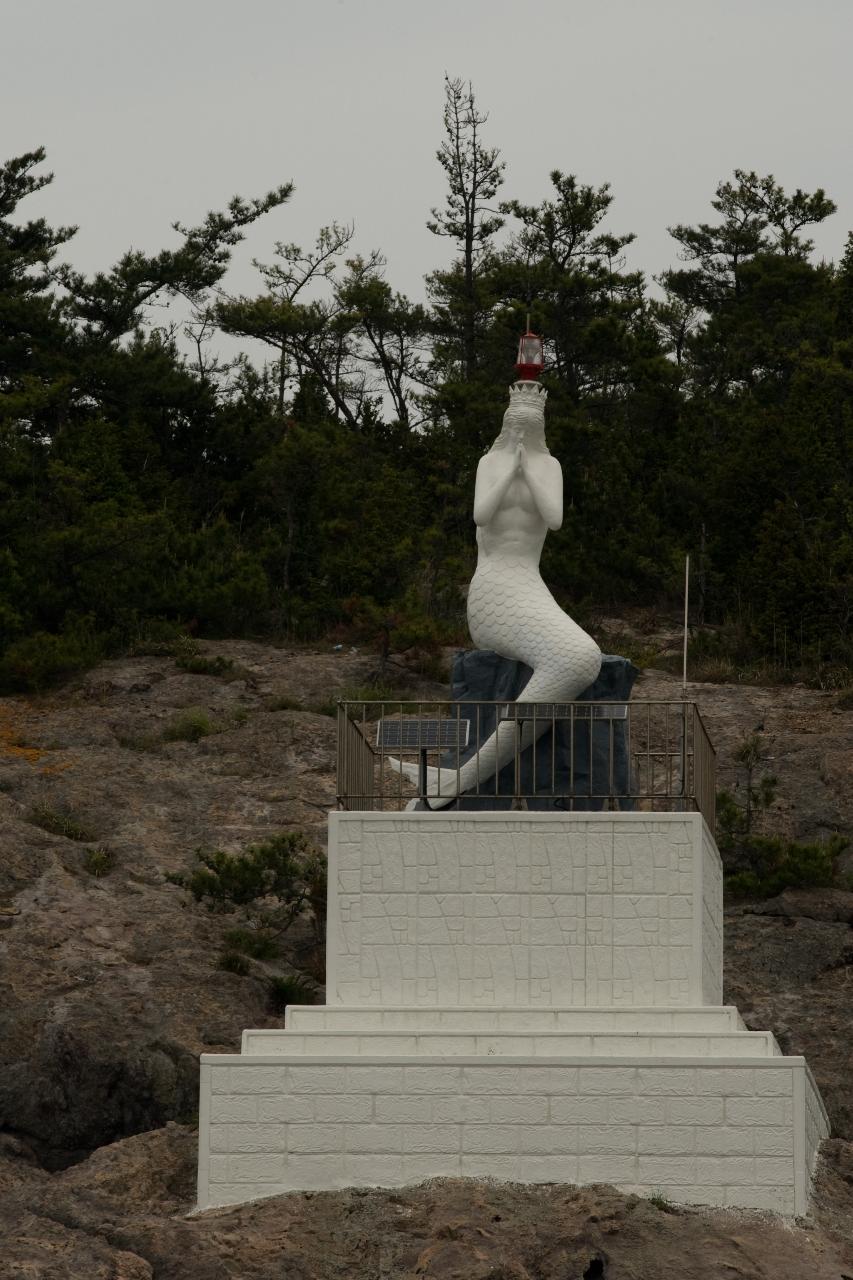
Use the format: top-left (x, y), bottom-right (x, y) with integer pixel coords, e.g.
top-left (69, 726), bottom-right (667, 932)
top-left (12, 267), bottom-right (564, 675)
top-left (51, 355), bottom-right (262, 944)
top-left (336, 693), bottom-right (717, 832)
top-left (338, 698), bottom-right (706, 708)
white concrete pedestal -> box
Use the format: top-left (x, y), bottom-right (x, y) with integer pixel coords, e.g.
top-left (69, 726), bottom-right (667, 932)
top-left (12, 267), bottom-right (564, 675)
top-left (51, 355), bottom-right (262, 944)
top-left (197, 812), bottom-right (828, 1214)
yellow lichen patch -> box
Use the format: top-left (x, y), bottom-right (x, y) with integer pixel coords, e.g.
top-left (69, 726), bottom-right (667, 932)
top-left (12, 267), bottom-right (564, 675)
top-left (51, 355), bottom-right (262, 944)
top-left (0, 708), bottom-right (46, 765)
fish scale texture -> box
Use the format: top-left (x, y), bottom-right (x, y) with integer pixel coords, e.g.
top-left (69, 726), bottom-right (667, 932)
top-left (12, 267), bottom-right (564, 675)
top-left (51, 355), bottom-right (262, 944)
top-left (399, 559), bottom-right (602, 804)
top-left (467, 558), bottom-right (601, 695)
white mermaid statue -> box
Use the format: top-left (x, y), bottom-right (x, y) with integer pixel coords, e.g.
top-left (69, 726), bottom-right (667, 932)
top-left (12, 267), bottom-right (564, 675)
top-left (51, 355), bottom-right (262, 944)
top-left (391, 376), bottom-right (602, 808)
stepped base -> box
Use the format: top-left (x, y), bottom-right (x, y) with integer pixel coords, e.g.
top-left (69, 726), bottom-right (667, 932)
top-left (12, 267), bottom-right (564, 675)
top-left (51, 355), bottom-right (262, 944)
top-left (280, 1004), bottom-right (748, 1034)
top-left (198, 1030), bottom-right (827, 1215)
top-left (243, 1030), bottom-right (778, 1059)
top-left (245, 1005), bottom-right (758, 1058)
top-left (196, 812), bottom-right (829, 1217)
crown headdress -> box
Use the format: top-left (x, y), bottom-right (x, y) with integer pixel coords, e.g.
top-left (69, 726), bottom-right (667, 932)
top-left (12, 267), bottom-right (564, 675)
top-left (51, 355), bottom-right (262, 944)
top-left (508, 379), bottom-right (547, 406)
top-left (506, 380), bottom-right (548, 427)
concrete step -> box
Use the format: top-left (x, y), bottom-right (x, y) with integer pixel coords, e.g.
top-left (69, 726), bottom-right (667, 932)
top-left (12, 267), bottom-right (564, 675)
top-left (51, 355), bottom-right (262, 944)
top-left (199, 1050), bottom-right (828, 1216)
top-left (241, 1028), bottom-right (778, 1058)
top-left (283, 1005), bottom-right (747, 1035)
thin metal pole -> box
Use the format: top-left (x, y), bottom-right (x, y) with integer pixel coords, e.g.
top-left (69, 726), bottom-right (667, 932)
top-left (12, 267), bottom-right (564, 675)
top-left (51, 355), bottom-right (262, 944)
top-left (682, 553), bottom-right (690, 693)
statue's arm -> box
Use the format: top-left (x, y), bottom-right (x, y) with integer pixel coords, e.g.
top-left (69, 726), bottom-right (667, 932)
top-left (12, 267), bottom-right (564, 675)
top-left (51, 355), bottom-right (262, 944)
top-left (473, 452), bottom-right (516, 526)
top-left (522, 454), bottom-right (563, 530)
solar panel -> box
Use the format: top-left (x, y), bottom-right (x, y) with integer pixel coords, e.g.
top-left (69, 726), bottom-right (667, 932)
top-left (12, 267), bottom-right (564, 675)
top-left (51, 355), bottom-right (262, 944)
top-left (499, 702), bottom-right (628, 722)
top-left (376, 718), bottom-right (470, 751)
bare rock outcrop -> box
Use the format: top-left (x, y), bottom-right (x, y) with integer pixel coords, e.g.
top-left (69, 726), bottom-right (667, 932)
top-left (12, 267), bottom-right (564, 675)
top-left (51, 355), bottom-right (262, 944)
top-left (1, 1124), bottom-right (852, 1278)
top-left (637, 668), bottom-right (852, 848)
top-left (0, 642), bottom-right (386, 1166)
top-left (725, 901), bottom-right (853, 1147)
top-left (0, 642), bottom-right (851, 1276)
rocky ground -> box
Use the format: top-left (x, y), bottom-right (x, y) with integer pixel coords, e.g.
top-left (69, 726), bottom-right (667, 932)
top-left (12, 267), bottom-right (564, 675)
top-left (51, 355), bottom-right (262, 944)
top-left (2, 1126), bottom-right (853, 1278)
top-left (637, 666), bottom-right (852, 849)
top-left (0, 637), bottom-right (850, 1277)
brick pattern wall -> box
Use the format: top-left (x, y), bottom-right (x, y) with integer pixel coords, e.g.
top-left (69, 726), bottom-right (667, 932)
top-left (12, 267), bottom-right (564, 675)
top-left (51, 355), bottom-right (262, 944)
top-left (701, 822), bottom-right (724, 1004)
top-left (805, 1067), bottom-right (831, 1176)
top-left (199, 1057), bottom-right (804, 1214)
top-left (329, 814), bottom-right (716, 1008)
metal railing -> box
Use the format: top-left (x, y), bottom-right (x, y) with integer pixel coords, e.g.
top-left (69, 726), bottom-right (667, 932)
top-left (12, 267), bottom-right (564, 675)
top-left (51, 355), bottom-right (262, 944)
top-left (336, 700), bottom-right (716, 834)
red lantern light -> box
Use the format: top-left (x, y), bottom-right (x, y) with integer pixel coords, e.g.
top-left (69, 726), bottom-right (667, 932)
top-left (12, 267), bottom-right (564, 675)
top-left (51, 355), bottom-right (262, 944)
top-left (515, 329), bottom-right (544, 381)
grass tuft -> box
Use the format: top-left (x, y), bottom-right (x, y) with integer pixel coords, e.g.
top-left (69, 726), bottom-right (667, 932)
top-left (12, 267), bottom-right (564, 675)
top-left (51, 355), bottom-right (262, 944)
top-left (176, 653), bottom-right (236, 678)
top-left (267, 973), bottom-right (319, 1013)
top-left (266, 694), bottom-right (303, 712)
top-left (83, 845), bottom-right (116, 877)
top-left (116, 731), bottom-right (162, 753)
top-left (27, 804), bottom-right (97, 842)
top-left (223, 927), bottom-right (280, 960)
top-left (162, 707), bottom-right (220, 743)
top-left (647, 1189), bottom-right (677, 1213)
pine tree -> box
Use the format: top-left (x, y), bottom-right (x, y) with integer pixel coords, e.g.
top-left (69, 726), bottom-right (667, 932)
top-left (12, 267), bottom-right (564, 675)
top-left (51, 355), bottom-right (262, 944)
top-left (426, 75), bottom-right (505, 385)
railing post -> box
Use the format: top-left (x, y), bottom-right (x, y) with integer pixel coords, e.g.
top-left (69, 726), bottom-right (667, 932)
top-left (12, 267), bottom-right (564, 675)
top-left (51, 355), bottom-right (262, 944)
top-left (336, 702), bottom-right (345, 810)
top-left (336, 699), bottom-right (718, 823)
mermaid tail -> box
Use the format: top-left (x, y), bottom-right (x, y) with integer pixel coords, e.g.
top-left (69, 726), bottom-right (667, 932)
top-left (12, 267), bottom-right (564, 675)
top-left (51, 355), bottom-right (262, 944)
top-left (384, 758), bottom-right (462, 809)
top-left (386, 558), bottom-right (601, 807)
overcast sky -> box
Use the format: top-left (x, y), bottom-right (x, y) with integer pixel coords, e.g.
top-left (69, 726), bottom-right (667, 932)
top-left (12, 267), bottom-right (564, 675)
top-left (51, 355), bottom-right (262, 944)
top-left (5, 0), bottom-right (852, 319)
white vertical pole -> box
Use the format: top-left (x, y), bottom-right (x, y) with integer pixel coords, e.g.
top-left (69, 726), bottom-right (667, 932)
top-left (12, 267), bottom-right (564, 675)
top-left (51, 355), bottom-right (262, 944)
top-left (682, 553), bottom-right (690, 691)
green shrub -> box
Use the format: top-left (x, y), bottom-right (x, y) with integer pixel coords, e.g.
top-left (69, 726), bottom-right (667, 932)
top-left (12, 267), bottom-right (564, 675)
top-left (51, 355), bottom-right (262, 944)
top-left (116, 730), bottom-right (162, 753)
top-left (121, 705), bottom-right (242, 750)
top-left (268, 973), bottom-right (319, 1013)
top-left (647, 1189), bottom-right (677, 1213)
top-left (27, 804), bottom-right (97, 842)
top-left (175, 652), bottom-right (237, 678)
top-left (339, 592), bottom-right (455, 679)
top-left (218, 950), bottom-right (251, 975)
top-left (725, 834), bottom-right (848, 899)
top-left (162, 707), bottom-right (220, 742)
top-left (717, 727), bottom-right (850, 899)
top-left (267, 694), bottom-right (303, 712)
top-left (311, 699), bottom-right (341, 718)
top-left (716, 734), bottom-right (778, 853)
top-left (300, 942), bottom-right (327, 985)
top-left (223, 927), bottom-right (280, 960)
top-left (0, 618), bottom-right (103, 692)
top-left (168, 831), bottom-right (327, 945)
top-left (174, 832), bottom-right (311, 908)
top-left (127, 620), bottom-right (193, 657)
top-left (83, 845), bottom-right (116, 877)
top-left (300, 850), bottom-right (327, 946)
top-left (408, 649), bottom-right (450, 684)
